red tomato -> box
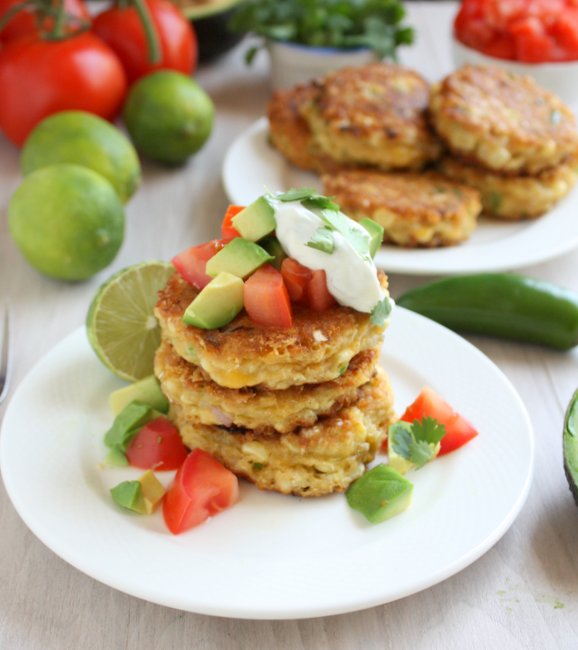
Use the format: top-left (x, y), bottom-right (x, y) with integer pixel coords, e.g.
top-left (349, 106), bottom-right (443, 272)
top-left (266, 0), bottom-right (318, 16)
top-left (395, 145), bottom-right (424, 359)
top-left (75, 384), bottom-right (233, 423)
top-left (0, 0), bottom-right (90, 43)
top-left (280, 257), bottom-right (312, 304)
top-left (172, 239), bottom-right (225, 290)
top-left (244, 264), bottom-right (293, 328)
top-left (307, 269), bottom-right (337, 311)
top-left (455, 0), bottom-right (578, 62)
top-left (92, 0), bottom-right (197, 84)
top-left (401, 387), bottom-right (479, 456)
top-left (0, 34), bottom-right (126, 146)
top-left (221, 205), bottom-right (243, 241)
top-left (163, 448), bottom-right (239, 534)
top-left (126, 417), bottom-right (188, 471)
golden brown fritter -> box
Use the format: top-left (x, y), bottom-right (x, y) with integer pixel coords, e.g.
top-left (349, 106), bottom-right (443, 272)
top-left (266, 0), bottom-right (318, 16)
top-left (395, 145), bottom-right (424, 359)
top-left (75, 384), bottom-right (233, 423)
top-left (438, 156), bottom-right (578, 220)
top-left (324, 169), bottom-right (481, 247)
top-left (429, 65), bottom-right (578, 175)
top-left (154, 273), bottom-right (388, 390)
top-left (267, 83), bottom-right (344, 173)
top-left (155, 341), bottom-right (380, 434)
top-left (173, 368), bottom-right (395, 497)
top-left (300, 63), bottom-right (442, 171)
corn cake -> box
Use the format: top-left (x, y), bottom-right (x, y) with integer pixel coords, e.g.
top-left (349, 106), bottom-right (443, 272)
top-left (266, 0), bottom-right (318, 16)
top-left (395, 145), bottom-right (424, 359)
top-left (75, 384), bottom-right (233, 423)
top-left (172, 368), bottom-right (395, 497)
top-left (438, 156), bottom-right (578, 220)
top-left (429, 65), bottom-right (578, 175)
top-left (323, 169), bottom-right (481, 247)
top-left (300, 63), bottom-right (441, 171)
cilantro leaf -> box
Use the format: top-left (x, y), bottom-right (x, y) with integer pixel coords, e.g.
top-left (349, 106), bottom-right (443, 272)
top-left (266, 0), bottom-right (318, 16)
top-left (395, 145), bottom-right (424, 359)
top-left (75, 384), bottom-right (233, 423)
top-left (370, 297), bottom-right (392, 326)
top-left (276, 188), bottom-right (320, 202)
top-left (411, 416), bottom-right (446, 445)
top-left (306, 227), bottom-right (335, 254)
top-left (318, 208), bottom-right (372, 259)
top-left (388, 417), bottom-right (446, 470)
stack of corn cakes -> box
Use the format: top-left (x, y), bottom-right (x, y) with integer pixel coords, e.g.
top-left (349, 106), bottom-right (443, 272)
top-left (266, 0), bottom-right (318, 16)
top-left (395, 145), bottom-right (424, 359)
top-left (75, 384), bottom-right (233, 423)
top-left (268, 62), bottom-right (482, 248)
top-left (432, 65), bottom-right (578, 220)
top-left (153, 272), bottom-right (396, 497)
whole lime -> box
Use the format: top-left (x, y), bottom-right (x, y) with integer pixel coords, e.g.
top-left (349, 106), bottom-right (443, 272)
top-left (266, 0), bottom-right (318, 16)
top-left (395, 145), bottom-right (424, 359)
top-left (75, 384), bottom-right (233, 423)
top-left (123, 70), bottom-right (214, 165)
top-left (8, 163), bottom-right (125, 281)
top-left (21, 111), bottom-right (141, 203)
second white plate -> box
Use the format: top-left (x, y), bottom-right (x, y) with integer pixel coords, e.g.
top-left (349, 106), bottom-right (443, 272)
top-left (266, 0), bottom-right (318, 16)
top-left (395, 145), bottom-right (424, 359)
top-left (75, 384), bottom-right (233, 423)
top-left (223, 118), bottom-right (578, 275)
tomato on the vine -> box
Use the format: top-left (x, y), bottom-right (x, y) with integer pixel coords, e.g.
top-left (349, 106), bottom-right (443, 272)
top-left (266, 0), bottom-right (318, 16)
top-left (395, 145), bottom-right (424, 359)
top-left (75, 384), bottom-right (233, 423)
top-left (0, 33), bottom-right (127, 146)
top-left (92, 0), bottom-right (197, 83)
top-left (0, 0), bottom-right (90, 43)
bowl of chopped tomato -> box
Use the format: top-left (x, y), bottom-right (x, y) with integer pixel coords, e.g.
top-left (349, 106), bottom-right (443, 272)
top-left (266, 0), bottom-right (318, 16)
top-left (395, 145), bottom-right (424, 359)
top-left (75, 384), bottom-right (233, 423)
top-left (453, 0), bottom-right (578, 106)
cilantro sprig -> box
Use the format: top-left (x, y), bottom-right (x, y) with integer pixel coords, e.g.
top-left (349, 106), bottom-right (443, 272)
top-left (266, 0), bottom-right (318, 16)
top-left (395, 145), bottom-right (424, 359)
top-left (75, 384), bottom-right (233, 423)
top-left (306, 226), bottom-right (335, 254)
top-left (389, 417), bottom-right (446, 469)
top-left (229, 0), bottom-right (415, 64)
top-left (370, 297), bottom-right (392, 326)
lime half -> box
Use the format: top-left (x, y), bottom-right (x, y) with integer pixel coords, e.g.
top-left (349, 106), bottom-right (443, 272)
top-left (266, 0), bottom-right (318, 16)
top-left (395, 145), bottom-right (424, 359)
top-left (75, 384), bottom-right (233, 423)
top-left (87, 261), bottom-right (175, 381)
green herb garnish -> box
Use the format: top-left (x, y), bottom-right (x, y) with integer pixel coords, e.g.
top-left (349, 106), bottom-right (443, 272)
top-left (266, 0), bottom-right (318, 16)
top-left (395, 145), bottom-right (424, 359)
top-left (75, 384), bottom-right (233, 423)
top-left (319, 208), bottom-right (372, 260)
top-left (389, 417), bottom-right (446, 469)
top-left (306, 227), bottom-right (335, 254)
top-left (229, 0), bottom-right (415, 62)
top-left (370, 297), bottom-right (392, 326)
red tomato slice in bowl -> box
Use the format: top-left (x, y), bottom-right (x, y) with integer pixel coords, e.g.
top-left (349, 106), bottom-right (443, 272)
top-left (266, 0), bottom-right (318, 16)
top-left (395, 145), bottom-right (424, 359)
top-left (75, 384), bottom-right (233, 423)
top-left (171, 239), bottom-right (224, 290)
top-left (400, 386), bottom-right (479, 455)
top-left (163, 448), bottom-right (239, 534)
top-left (126, 416), bottom-right (188, 470)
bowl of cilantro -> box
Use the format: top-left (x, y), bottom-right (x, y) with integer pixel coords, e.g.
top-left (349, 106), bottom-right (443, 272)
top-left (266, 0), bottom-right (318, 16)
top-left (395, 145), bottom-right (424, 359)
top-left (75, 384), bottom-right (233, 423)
top-left (229, 0), bottom-right (415, 90)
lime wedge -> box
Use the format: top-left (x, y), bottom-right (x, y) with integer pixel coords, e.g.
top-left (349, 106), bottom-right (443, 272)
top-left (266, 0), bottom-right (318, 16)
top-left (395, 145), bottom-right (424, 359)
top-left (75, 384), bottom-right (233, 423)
top-left (86, 261), bottom-right (174, 381)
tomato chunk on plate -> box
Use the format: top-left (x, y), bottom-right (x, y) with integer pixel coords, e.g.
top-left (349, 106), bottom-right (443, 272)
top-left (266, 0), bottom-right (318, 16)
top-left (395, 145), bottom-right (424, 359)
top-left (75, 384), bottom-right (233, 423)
top-left (126, 416), bottom-right (188, 470)
top-left (163, 449), bottom-right (239, 534)
top-left (172, 239), bottom-right (225, 290)
top-left (400, 386), bottom-right (479, 455)
top-left (221, 205), bottom-right (243, 241)
top-left (244, 264), bottom-right (293, 328)
top-left (280, 257), bottom-right (311, 304)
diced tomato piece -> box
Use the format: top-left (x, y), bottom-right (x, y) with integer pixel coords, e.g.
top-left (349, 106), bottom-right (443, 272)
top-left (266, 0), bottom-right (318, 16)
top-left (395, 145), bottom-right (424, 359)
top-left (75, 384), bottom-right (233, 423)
top-left (163, 449), bottom-right (239, 534)
top-left (244, 264), bottom-right (293, 328)
top-left (510, 16), bottom-right (555, 62)
top-left (551, 11), bottom-right (578, 58)
top-left (221, 205), bottom-right (243, 241)
top-left (400, 387), bottom-right (479, 456)
top-left (306, 269), bottom-right (337, 311)
top-left (481, 35), bottom-right (516, 59)
top-left (172, 239), bottom-right (225, 290)
top-left (280, 257), bottom-right (312, 304)
top-left (126, 416), bottom-right (188, 471)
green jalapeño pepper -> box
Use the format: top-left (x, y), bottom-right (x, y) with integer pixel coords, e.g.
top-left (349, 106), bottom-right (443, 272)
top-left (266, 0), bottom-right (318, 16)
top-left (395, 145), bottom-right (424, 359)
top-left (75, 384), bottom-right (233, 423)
top-left (396, 273), bottom-right (578, 350)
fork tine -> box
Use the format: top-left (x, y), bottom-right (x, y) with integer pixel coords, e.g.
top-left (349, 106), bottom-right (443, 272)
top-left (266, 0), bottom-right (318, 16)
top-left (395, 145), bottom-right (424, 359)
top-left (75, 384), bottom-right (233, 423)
top-left (0, 307), bottom-right (10, 405)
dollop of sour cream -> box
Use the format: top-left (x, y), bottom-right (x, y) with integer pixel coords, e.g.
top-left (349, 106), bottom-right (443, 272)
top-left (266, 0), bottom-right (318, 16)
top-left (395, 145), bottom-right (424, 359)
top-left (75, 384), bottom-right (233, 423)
top-left (271, 198), bottom-right (387, 314)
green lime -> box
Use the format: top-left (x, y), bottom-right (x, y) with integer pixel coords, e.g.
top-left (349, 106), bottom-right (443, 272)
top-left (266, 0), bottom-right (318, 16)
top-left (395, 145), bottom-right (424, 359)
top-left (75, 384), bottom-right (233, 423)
top-left (86, 261), bottom-right (175, 381)
top-left (8, 163), bottom-right (125, 281)
top-left (122, 71), bottom-right (214, 165)
top-left (21, 111), bottom-right (141, 203)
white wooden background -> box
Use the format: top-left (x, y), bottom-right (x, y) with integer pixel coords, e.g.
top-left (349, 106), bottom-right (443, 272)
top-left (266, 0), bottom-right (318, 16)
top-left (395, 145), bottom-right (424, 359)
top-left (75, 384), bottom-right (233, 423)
top-left (1, 3), bottom-right (578, 648)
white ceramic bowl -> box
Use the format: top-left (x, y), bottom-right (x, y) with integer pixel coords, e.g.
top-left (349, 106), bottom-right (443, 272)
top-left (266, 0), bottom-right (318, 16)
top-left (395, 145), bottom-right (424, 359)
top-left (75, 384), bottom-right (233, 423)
top-left (452, 37), bottom-right (578, 108)
top-left (266, 40), bottom-right (378, 90)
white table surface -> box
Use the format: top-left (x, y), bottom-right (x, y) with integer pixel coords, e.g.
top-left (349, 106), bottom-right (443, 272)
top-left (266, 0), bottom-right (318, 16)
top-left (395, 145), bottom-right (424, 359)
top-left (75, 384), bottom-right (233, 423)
top-left (1, 2), bottom-right (578, 648)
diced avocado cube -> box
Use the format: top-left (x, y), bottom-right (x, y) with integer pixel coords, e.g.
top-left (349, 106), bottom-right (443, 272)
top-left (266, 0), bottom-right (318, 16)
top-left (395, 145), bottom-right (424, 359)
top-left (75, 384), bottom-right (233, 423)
top-left (205, 238), bottom-right (273, 279)
top-left (346, 464), bottom-right (413, 524)
top-left (138, 470), bottom-right (166, 514)
top-left (232, 196), bottom-right (276, 241)
top-left (183, 272), bottom-right (244, 330)
top-left (109, 375), bottom-right (169, 415)
top-left (110, 471), bottom-right (166, 514)
top-left (110, 480), bottom-right (142, 511)
top-left (104, 401), bottom-right (154, 449)
top-left (359, 218), bottom-right (384, 258)
top-left (105, 447), bottom-right (129, 467)
top-left (260, 235), bottom-right (287, 270)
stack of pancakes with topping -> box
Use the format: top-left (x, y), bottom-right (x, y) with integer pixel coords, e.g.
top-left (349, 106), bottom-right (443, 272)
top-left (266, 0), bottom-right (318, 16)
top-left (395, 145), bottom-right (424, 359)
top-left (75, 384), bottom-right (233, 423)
top-left (268, 62), bottom-right (482, 248)
top-left (431, 65), bottom-right (578, 220)
top-left (153, 272), bottom-right (395, 497)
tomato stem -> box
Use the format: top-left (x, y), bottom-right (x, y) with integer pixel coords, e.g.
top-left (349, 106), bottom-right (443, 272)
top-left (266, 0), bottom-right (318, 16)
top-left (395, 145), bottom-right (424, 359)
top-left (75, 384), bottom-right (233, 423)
top-left (50, 0), bottom-right (65, 38)
top-left (132, 0), bottom-right (161, 64)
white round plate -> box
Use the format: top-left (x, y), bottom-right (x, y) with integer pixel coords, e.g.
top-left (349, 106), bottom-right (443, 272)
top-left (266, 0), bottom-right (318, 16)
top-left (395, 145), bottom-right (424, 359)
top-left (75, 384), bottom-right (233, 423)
top-left (223, 118), bottom-right (578, 275)
top-left (0, 310), bottom-right (533, 619)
